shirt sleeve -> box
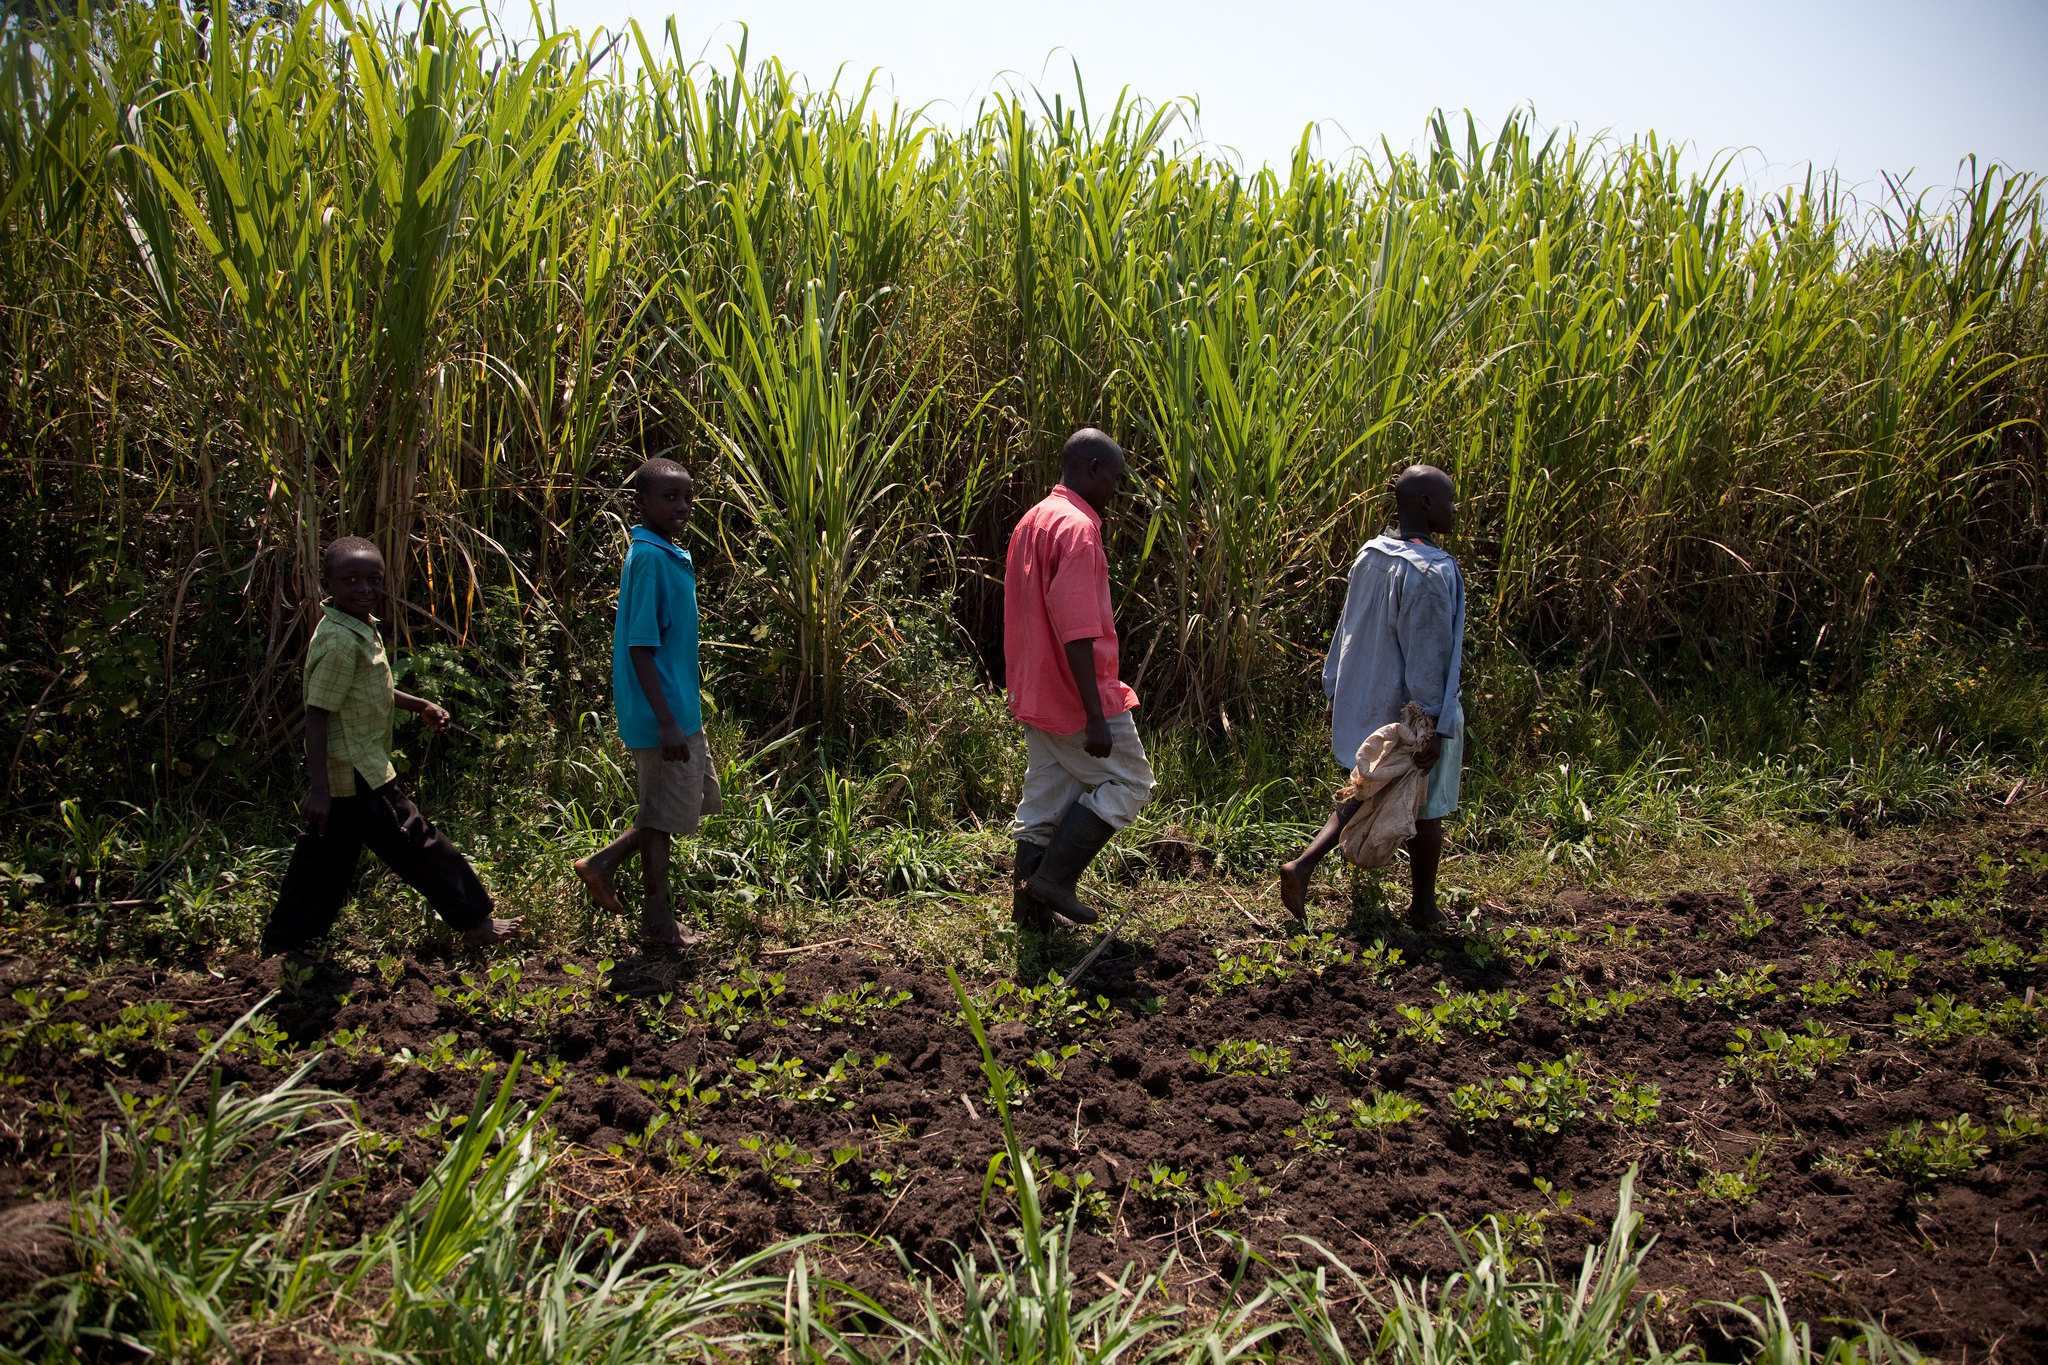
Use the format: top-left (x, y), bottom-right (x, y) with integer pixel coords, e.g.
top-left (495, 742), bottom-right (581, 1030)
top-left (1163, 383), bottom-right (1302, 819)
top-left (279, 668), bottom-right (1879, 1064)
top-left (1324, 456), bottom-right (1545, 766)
top-left (620, 549), bottom-right (665, 648)
top-left (1324, 553), bottom-right (1368, 703)
top-left (1042, 524), bottom-right (1109, 645)
top-left (302, 635), bottom-right (358, 714)
top-left (1395, 564), bottom-right (1459, 736)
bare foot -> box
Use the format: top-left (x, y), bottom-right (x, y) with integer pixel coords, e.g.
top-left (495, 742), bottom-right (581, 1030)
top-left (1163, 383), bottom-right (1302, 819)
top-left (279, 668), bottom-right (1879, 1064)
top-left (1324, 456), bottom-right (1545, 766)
top-left (573, 856), bottom-right (624, 913)
top-left (1408, 902), bottom-right (1451, 933)
top-left (640, 916), bottom-right (703, 950)
top-left (1277, 862), bottom-right (1309, 921)
top-left (462, 916), bottom-right (523, 947)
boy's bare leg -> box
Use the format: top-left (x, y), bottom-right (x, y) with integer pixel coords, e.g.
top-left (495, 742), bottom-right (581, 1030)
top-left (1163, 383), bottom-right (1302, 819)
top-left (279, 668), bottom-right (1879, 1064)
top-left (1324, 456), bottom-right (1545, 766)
top-left (462, 915), bottom-right (524, 947)
top-left (638, 828), bottom-right (699, 947)
top-left (1407, 817), bottom-right (1448, 930)
top-left (1278, 799), bottom-right (1363, 920)
top-left (574, 828), bottom-right (640, 913)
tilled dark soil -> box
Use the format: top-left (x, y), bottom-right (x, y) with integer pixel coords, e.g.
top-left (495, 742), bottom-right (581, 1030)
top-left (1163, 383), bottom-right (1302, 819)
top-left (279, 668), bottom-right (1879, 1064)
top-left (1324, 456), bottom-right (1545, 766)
top-left (3, 829), bottom-right (2045, 1359)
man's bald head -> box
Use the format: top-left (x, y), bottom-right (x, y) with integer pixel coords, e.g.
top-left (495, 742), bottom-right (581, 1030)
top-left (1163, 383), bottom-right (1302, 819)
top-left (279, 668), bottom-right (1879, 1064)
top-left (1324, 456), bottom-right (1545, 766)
top-left (1062, 428), bottom-right (1124, 474)
top-left (1392, 464), bottom-right (1458, 537)
top-left (1059, 427), bottom-right (1126, 515)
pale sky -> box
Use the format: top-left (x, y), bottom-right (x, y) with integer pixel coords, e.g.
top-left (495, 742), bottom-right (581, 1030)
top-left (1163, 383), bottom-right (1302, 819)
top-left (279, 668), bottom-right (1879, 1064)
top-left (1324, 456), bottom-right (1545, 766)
top-left (510, 0), bottom-right (2048, 195)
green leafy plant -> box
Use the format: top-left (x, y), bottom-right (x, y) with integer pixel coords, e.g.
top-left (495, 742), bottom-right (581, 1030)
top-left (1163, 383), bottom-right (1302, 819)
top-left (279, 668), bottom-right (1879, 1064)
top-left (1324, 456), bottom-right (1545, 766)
top-left (954, 977), bottom-right (1086, 1033)
top-left (1867, 1114), bottom-right (1989, 1184)
top-left (1797, 967), bottom-right (1863, 1007)
top-left (731, 1050), bottom-right (888, 1108)
top-left (1605, 1077), bottom-right (1663, 1127)
top-left (1962, 936), bottom-right (2027, 976)
top-left (1394, 1003), bottom-right (1447, 1045)
top-left (79, 1002), bottom-right (187, 1067)
top-left (1731, 893), bottom-right (1773, 940)
top-left (1354, 939), bottom-right (1407, 985)
top-left (1449, 1054), bottom-right (1594, 1136)
top-left (1130, 1162), bottom-right (1195, 1208)
top-left (802, 981), bottom-right (912, 1028)
top-left (1988, 993), bottom-right (2045, 1040)
top-left (669, 1129), bottom-right (735, 1180)
top-left (684, 969), bottom-right (790, 1040)
top-left (1209, 943), bottom-right (1292, 993)
top-left (636, 1069), bottom-right (724, 1122)
top-left (1700, 965), bottom-right (1779, 1014)
top-left (1284, 1096), bottom-right (1342, 1154)
top-left (1189, 1040), bottom-right (1291, 1077)
top-left (1201, 1156), bottom-right (1272, 1218)
top-left (1287, 933), bottom-right (1354, 977)
top-left (1721, 1021), bottom-right (1854, 1086)
top-left (1895, 993), bottom-right (1989, 1045)
top-left (1696, 1156), bottom-right (1769, 1206)
top-left (1996, 1105), bottom-right (2048, 1148)
top-left (1664, 974), bottom-right (1707, 1006)
top-left (1330, 1033), bottom-right (1377, 1078)
top-left (1347, 1089), bottom-right (1423, 1133)
top-left (1430, 985), bottom-right (1526, 1040)
top-left (735, 1133), bottom-right (811, 1190)
top-left (1025, 1045), bottom-right (1082, 1083)
top-left (389, 1033), bottom-right (461, 1072)
top-left (1546, 980), bottom-right (1645, 1028)
top-left (1, 988), bottom-right (90, 1075)
top-left (1492, 924), bottom-right (1581, 970)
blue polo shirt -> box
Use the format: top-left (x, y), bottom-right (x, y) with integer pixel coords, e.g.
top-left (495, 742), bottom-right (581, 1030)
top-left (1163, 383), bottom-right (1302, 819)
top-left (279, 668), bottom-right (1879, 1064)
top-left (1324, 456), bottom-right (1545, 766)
top-left (613, 527), bottom-right (703, 747)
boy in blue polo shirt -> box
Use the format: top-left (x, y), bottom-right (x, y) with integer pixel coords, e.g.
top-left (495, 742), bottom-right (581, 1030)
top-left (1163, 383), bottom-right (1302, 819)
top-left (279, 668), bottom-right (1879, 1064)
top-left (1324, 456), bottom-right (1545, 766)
top-left (573, 459), bottom-right (722, 947)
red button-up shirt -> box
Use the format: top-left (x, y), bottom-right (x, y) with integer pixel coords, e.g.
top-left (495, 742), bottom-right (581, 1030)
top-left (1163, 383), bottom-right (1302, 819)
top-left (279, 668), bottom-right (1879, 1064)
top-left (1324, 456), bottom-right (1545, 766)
top-left (1002, 484), bottom-right (1140, 734)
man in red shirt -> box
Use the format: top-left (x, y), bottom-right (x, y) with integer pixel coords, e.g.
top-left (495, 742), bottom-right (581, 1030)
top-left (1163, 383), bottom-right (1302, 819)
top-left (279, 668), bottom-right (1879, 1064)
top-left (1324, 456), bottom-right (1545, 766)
top-left (1003, 428), bottom-right (1156, 930)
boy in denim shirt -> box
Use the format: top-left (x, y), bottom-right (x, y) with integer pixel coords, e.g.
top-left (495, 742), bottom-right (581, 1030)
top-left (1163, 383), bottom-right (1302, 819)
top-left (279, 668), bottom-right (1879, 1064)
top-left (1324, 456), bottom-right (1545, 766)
top-left (1279, 465), bottom-right (1465, 930)
top-left (575, 459), bottom-right (722, 947)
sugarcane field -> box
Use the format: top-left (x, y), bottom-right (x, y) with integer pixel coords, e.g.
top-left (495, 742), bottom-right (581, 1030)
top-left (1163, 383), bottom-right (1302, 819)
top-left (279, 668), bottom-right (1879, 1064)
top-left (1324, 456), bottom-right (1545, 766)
top-left (0, 1), bottom-right (2044, 1361)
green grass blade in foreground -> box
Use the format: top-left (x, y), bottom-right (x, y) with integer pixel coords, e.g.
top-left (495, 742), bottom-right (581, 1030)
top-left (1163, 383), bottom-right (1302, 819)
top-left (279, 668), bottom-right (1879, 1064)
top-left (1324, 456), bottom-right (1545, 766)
top-left (35, 1001), bottom-right (356, 1360)
top-left (1712, 1274), bottom-right (1929, 1365)
top-left (940, 964), bottom-right (1188, 1364)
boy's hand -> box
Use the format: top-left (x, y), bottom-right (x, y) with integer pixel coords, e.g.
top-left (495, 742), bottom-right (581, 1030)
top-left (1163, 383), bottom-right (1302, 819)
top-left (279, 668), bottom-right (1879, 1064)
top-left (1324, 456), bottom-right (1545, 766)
top-left (659, 720), bottom-right (694, 763)
top-left (1083, 714), bottom-right (1113, 758)
top-left (419, 701), bottom-right (451, 733)
top-left (304, 788), bottom-right (333, 838)
top-left (1413, 734), bottom-right (1443, 773)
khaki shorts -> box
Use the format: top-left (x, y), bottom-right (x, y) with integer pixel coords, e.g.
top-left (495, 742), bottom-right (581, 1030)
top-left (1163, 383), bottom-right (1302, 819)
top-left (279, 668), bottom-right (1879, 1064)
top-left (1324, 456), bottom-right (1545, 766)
top-left (631, 734), bottom-right (723, 835)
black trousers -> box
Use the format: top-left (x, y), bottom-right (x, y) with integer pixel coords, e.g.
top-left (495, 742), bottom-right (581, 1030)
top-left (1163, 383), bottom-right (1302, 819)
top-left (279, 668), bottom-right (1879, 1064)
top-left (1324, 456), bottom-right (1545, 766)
top-left (263, 774), bottom-right (493, 951)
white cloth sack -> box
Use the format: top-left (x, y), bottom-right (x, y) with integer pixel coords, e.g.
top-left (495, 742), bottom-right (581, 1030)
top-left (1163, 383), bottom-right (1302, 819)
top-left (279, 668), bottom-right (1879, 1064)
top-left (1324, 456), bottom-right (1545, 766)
top-left (1336, 702), bottom-right (1436, 869)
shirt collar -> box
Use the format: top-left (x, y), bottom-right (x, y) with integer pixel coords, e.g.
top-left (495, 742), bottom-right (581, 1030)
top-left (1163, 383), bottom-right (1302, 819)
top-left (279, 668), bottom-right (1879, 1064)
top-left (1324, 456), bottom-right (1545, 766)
top-left (1049, 482), bottom-right (1102, 530)
top-left (630, 526), bottom-right (694, 563)
top-left (321, 602), bottom-right (380, 640)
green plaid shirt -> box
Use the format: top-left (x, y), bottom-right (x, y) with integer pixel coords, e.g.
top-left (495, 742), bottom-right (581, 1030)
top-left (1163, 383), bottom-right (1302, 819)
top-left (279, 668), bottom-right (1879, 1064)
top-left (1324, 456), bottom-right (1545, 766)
top-left (304, 605), bottom-right (396, 793)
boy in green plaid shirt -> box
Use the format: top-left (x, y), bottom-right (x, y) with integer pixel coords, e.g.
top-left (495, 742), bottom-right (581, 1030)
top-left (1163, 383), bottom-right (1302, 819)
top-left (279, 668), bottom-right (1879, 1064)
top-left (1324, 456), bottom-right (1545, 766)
top-left (261, 537), bottom-right (521, 954)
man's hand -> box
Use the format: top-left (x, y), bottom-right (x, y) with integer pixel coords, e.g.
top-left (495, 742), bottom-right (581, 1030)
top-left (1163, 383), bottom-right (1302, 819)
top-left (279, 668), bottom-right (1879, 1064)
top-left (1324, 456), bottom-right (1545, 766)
top-left (1062, 636), bottom-right (1113, 759)
top-left (304, 788), bottom-right (332, 838)
top-left (1413, 733), bottom-right (1443, 773)
top-left (419, 701), bottom-right (451, 733)
top-left (659, 720), bottom-right (694, 763)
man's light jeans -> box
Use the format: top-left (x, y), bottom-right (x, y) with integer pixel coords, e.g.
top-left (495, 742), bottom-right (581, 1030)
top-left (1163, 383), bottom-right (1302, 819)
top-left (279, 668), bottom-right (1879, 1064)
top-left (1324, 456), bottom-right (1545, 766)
top-left (1010, 712), bottom-right (1156, 845)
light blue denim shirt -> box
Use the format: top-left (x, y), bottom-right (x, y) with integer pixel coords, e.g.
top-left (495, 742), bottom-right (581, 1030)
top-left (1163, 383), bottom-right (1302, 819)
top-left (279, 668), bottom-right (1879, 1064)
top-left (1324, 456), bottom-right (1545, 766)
top-left (1323, 533), bottom-right (1465, 769)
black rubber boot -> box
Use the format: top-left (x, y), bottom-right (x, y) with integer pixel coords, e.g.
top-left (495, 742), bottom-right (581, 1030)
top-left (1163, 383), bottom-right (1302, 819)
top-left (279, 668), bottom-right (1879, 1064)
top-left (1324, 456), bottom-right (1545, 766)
top-left (1012, 842), bottom-right (1051, 931)
top-left (1024, 803), bottom-right (1116, 926)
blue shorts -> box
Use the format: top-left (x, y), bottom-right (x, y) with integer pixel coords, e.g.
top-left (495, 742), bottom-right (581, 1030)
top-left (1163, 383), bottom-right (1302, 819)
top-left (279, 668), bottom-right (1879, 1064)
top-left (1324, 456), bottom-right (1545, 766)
top-left (1337, 700), bottom-right (1462, 820)
top-left (1420, 701), bottom-right (1463, 820)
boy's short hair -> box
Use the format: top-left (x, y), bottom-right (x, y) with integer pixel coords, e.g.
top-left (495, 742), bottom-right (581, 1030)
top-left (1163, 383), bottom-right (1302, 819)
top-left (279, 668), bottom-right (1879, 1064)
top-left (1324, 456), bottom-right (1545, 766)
top-left (321, 536), bottom-right (382, 579)
top-left (626, 458), bottom-right (690, 495)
